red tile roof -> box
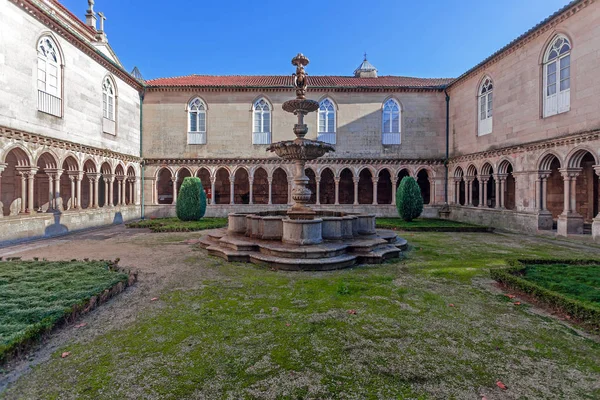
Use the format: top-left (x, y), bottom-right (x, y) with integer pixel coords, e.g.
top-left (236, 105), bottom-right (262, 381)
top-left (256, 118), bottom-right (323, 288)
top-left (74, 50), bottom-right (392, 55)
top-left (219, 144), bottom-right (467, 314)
top-left (146, 75), bottom-right (454, 89)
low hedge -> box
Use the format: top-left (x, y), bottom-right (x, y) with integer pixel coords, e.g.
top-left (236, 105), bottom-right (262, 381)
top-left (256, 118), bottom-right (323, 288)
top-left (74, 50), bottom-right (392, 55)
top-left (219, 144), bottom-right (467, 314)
top-left (127, 218), bottom-right (227, 232)
top-left (491, 259), bottom-right (600, 332)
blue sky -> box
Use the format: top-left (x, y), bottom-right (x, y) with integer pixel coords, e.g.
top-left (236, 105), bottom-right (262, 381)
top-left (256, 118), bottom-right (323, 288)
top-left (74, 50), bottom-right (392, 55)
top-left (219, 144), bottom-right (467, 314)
top-left (61, 0), bottom-right (571, 79)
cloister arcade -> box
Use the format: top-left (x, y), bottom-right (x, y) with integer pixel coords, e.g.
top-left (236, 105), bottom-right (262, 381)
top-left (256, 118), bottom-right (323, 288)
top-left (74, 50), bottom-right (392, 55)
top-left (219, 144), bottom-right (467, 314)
top-left (150, 163), bottom-right (438, 208)
top-left (449, 144), bottom-right (600, 235)
top-left (0, 144), bottom-right (140, 217)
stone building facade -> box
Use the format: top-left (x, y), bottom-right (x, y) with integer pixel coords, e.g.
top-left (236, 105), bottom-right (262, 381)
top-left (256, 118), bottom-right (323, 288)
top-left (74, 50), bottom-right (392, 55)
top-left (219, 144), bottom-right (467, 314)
top-left (1, 0), bottom-right (599, 243)
top-left (0, 0), bottom-right (143, 243)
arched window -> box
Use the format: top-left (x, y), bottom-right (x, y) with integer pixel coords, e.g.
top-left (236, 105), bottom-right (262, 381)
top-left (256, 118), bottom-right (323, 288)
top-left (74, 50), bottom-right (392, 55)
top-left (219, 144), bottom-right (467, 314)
top-left (318, 98), bottom-right (336, 144)
top-left (382, 99), bottom-right (400, 145)
top-left (253, 98), bottom-right (271, 145)
top-left (188, 98), bottom-right (207, 144)
top-left (37, 36), bottom-right (62, 117)
top-left (102, 77), bottom-right (116, 121)
top-left (543, 35), bottom-right (571, 117)
top-left (478, 77), bottom-right (493, 136)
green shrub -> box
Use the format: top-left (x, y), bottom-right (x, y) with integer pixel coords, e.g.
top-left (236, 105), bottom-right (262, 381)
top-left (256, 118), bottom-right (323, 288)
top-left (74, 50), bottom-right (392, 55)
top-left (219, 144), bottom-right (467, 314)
top-left (176, 177), bottom-right (207, 221)
top-left (396, 177), bottom-right (424, 222)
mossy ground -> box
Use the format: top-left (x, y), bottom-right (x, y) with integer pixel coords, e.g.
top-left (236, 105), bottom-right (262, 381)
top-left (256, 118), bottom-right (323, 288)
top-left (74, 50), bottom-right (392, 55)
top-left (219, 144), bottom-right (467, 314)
top-left (0, 260), bottom-right (128, 363)
top-left (2, 230), bottom-right (600, 399)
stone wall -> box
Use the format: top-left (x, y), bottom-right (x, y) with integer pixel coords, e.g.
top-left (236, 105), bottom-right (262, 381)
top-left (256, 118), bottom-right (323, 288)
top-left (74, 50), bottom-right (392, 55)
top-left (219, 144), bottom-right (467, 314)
top-left (142, 90), bottom-right (446, 160)
top-left (0, 1), bottom-right (141, 158)
top-left (448, 205), bottom-right (539, 234)
top-left (0, 205), bottom-right (141, 245)
top-left (447, 1), bottom-right (600, 157)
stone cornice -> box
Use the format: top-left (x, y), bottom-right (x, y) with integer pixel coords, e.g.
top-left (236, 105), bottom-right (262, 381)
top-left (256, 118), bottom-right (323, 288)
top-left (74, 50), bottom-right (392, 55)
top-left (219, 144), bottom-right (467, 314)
top-left (0, 125), bottom-right (142, 163)
top-left (143, 157), bottom-right (444, 166)
top-left (449, 128), bottom-right (600, 164)
top-left (10, 0), bottom-right (143, 91)
top-left (448, 0), bottom-right (594, 90)
top-left (145, 87), bottom-right (446, 94)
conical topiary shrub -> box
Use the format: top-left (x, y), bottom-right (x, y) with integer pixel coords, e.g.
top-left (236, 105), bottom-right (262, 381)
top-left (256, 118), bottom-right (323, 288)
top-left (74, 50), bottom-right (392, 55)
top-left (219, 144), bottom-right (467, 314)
top-left (396, 176), bottom-right (424, 222)
top-left (176, 177), bottom-right (207, 221)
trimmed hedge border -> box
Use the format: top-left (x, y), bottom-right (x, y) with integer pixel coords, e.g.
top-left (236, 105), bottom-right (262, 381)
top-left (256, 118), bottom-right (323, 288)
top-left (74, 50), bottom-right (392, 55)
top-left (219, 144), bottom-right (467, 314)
top-left (376, 225), bottom-right (494, 233)
top-left (0, 259), bottom-right (137, 365)
top-left (126, 218), bottom-right (227, 233)
top-left (491, 259), bottom-right (600, 332)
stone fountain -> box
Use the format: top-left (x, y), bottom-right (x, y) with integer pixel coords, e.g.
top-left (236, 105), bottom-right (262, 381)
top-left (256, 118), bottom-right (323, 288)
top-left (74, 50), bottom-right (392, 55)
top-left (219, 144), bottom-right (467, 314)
top-left (199, 54), bottom-right (407, 270)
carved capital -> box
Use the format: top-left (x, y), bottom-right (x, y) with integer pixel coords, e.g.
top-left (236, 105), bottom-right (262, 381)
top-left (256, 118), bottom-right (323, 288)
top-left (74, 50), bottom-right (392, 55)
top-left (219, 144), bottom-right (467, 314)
top-left (559, 168), bottom-right (582, 179)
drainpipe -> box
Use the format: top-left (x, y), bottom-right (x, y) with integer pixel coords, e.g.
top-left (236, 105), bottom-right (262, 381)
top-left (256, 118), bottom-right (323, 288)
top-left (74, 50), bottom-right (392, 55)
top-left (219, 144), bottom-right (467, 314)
top-left (444, 88), bottom-right (450, 205)
top-left (139, 87), bottom-right (146, 219)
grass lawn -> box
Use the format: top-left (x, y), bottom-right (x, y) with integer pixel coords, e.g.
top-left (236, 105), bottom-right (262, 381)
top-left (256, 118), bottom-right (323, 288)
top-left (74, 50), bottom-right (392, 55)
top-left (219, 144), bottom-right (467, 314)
top-left (3, 232), bottom-right (600, 399)
top-left (0, 260), bottom-right (129, 363)
top-left (127, 217), bottom-right (228, 232)
top-left (522, 264), bottom-right (600, 306)
top-left (376, 217), bottom-right (486, 231)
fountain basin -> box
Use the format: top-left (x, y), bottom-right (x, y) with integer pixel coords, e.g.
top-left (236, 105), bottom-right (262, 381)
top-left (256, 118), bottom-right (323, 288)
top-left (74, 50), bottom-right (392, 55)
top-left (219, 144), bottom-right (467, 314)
top-left (199, 211), bottom-right (408, 271)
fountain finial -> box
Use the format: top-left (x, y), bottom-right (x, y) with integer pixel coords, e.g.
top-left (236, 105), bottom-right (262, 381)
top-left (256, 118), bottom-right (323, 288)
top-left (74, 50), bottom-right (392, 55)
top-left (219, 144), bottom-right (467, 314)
top-left (291, 53), bottom-right (309, 99)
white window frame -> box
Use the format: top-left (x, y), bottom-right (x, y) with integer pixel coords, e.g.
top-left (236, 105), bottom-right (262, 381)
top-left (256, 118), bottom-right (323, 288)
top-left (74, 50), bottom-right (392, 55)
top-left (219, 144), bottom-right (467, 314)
top-left (317, 98), bottom-right (336, 144)
top-left (188, 97), bottom-right (207, 145)
top-left (543, 35), bottom-right (571, 118)
top-left (37, 36), bottom-right (62, 117)
top-left (252, 98), bottom-right (271, 145)
top-left (478, 77), bottom-right (493, 136)
top-left (382, 99), bottom-right (401, 145)
top-left (102, 77), bottom-right (116, 121)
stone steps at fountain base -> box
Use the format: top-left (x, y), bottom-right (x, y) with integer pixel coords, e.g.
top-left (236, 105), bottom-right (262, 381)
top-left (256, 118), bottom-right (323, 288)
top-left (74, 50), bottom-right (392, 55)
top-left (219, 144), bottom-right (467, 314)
top-left (387, 236), bottom-right (408, 250)
top-left (205, 245), bottom-right (252, 263)
top-left (249, 253), bottom-right (357, 271)
top-left (258, 242), bottom-right (348, 259)
top-left (356, 244), bottom-right (402, 264)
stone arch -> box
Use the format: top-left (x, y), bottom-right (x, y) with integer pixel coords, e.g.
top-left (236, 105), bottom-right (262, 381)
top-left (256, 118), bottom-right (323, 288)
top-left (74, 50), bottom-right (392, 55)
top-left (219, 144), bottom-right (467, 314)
top-left (497, 159), bottom-right (514, 175)
top-left (214, 167), bottom-right (231, 205)
top-left (2, 147), bottom-right (33, 215)
top-left (233, 167), bottom-right (250, 204)
top-left (114, 164), bottom-right (125, 176)
top-left (35, 151), bottom-right (59, 170)
top-left (317, 94), bottom-right (339, 110)
top-left (253, 167), bottom-right (269, 204)
top-left (82, 157), bottom-right (98, 173)
top-left (466, 164), bottom-right (478, 177)
top-left (358, 168), bottom-right (373, 205)
top-left (566, 147), bottom-right (599, 169)
top-left (34, 151), bottom-right (60, 211)
top-left (339, 167), bottom-right (354, 205)
top-left (453, 166), bottom-right (464, 178)
top-left (538, 151), bottom-right (562, 171)
top-left (319, 167), bottom-right (335, 205)
top-left (176, 167), bottom-right (193, 202)
top-left (544, 156), bottom-right (564, 219)
top-left (416, 169), bottom-right (431, 205)
top-left (125, 165), bottom-right (136, 205)
top-left (1, 145), bottom-right (32, 166)
top-left (100, 161), bottom-right (113, 175)
top-left (156, 167), bottom-right (174, 205)
top-left (566, 148), bottom-right (599, 222)
top-left (397, 168), bottom-right (411, 184)
top-left (377, 168), bottom-right (393, 205)
top-left (480, 162), bottom-right (494, 176)
top-left (196, 167), bottom-right (212, 200)
top-left (272, 167), bottom-right (288, 204)
top-left (60, 156), bottom-right (80, 209)
top-left (305, 167), bottom-right (317, 204)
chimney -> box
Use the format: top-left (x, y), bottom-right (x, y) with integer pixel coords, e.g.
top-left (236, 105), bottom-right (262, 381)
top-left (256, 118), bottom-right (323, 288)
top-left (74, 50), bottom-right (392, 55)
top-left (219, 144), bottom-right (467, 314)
top-left (85, 0), bottom-right (97, 30)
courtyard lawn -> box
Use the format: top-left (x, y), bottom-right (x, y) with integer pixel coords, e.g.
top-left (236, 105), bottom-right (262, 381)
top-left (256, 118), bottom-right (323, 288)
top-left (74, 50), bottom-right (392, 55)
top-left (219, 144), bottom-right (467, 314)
top-left (375, 217), bottom-right (487, 231)
top-left (522, 263), bottom-right (600, 306)
top-left (0, 260), bottom-right (129, 363)
top-left (3, 231), bottom-right (600, 399)
top-left (126, 217), bottom-right (227, 232)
